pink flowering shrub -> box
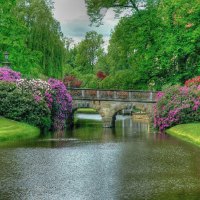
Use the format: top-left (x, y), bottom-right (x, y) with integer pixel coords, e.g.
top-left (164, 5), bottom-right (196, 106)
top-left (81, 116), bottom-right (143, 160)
top-left (0, 67), bottom-right (21, 82)
top-left (0, 67), bottom-right (72, 131)
top-left (16, 78), bottom-right (72, 130)
top-left (154, 85), bottom-right (200, 131)
top-left (48, 78), bottom-right (72, 130)
top-left (16, 79), bottom-right (53, 108)
top-left (0, 81), bottom-right (51, 130)
top-left (185, 76), bottom-right (200, 87)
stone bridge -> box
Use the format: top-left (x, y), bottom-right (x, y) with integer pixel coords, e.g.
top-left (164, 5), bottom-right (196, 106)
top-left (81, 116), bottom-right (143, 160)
top-left (68, 88), bottom-right (157, 128)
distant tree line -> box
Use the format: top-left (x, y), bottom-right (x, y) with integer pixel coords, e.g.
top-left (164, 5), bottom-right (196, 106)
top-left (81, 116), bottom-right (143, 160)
top-left (64, 0), bottom-right (200, 90)
top-left (1, 0), bottom-right (200, 91)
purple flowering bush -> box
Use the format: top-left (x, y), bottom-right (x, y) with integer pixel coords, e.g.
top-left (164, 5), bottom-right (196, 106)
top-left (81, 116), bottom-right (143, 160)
top-left (16, 78), bottom-right (72, 130)
top-left (0, 81), bottom-right (51, 130)
top-left (0, 67), bottom-right (21, 82)
top-left (48, 78), bottom-right (72, 130)
top-left (154, 85), bottom-right (200, 131)
top-left (0, 67), bottom-right (72, 131)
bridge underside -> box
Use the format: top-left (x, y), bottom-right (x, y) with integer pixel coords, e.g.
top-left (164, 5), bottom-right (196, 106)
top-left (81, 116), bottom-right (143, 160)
top-left (72, 100), bottom-right (155, 128)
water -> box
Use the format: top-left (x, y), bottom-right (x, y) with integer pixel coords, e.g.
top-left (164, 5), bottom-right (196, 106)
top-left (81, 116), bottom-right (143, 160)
top-left (1, 114), bottom-right (200, 200)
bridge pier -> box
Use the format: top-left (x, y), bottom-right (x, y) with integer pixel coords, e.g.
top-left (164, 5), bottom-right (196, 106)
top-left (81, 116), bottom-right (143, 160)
top-left (102, 115), bottom-right (116, 128)
top-left (102, 117), bottom-right (113, 128)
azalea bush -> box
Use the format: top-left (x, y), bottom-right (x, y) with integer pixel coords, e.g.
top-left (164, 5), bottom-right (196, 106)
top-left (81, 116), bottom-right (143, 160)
top-left (16, 78), bottom-right (72, 130)
top-left (0, 67), bottom-right (21, 82)
top-left (0, 67), bottom-right (72, 131)
top-left (154, 84), bottom-right (200, 131)
top-left (0, 82), bottom-right (51, 130)
top-left (63, 75), bottom-right (82, 88)
top-left (16, 79), bottom-right (53, 108)
top-left (185, 76), bottom-right (200, 87)
top-left (48, 78), bottom-right (72, 130)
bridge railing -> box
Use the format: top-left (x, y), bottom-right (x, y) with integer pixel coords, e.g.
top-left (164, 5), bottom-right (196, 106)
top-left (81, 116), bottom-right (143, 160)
top-left (67, 88), bottom-right (157, 102)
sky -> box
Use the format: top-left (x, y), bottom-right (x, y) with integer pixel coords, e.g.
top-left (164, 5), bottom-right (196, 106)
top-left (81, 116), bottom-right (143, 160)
top-left (53, 0), bottom-right (120, 47)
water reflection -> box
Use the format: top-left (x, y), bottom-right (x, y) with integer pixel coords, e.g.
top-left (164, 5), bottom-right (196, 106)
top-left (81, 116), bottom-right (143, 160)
top-left (1, 115), bottom-right (200, 199)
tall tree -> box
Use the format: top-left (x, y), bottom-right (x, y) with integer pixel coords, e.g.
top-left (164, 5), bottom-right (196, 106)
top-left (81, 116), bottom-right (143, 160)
top-left (0, 0), bottom-right (67, 78)
top-left (16, 0), bottom-right (67, 78)
top-left (0, 0), bottom-right (41, 76)
top-left (74, 31), bottom-right (104, 73)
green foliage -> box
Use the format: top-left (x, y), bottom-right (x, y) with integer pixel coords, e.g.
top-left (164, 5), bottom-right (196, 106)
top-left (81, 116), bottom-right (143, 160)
top-left (84, 0), bottom-right (200, 90)
top-left (85, 0), bottom-right (142, 25)
top-left (0, 0), bottom-right (67, 78)
top-left (101, 70), bottom-right (140, 89)
top-left (74, 31), bottom-right (104, 73)
top-left (1, 0), bottom-right (199, 90)
top-left (63, 31), bottom-right (104, 87)
top-left (0, 82), bottom-right (51, 129)
top-left (81, 74), bottom-right (99, 88)
top-left (0, 0), bottom-right (41, 76)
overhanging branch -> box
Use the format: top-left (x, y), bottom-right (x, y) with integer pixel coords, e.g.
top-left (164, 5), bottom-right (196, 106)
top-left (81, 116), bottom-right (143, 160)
top-left (112, 1), bottom-right (140, 13)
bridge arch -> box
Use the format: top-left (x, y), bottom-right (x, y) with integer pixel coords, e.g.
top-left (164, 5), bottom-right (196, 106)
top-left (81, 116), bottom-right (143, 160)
top-left (71, 100), bottom-right (154, 128)
top-left (102, 102), bottom-right (154, 128)
top-left (69, 103), bottom-right (102, 128)
top-left (68, 88), bottom-right (156, 128)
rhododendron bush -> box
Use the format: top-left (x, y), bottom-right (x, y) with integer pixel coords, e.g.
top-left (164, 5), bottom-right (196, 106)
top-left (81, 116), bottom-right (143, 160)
top-left (0, 67), bottom-right (21, 82)
top-left (48, 78), bottom-right (72, 130)
top-left (185, 76), bottom-right (200, 87)
top-left (96, 71), bottom-right (107, 80)
top-left (63, 75), bottom-right (82, 88)
top-left (16, 79), bottom-right (53, 108)
top-left (0, 67), bottom-right (72, 130)
top-left (0, 81), bottom-right (51, 130)
top-left (154, 84), bottom-right (200, 131)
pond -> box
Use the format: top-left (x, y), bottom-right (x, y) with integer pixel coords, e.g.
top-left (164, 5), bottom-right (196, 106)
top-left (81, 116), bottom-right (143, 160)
top-left (1, 114), bottom-right (200, 200)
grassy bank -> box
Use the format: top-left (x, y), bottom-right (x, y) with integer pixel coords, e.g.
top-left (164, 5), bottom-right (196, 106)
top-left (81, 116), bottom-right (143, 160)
top-left (76, 108), bottom-right (98, 114)
top-left (0, 117), bottom-right (40, 142)
top-left (166, 123), bottom-right (200, 146)
top-left (75, 118), bottom-right (102, 127)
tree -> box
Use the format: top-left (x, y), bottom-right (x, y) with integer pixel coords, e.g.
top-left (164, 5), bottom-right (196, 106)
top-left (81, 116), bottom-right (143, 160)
top-left (85, 0), bottom-right (145, 25)
top-left (0, 0), bottom-right (67, 78)
top-left (0, 0), bottom-right (41, 76)
top-left (74, 31), bottom-right (104, 73)
top-left (16, 0), bottom-right (67, 78)
top-left (85, 0), bottom-right (200, 90)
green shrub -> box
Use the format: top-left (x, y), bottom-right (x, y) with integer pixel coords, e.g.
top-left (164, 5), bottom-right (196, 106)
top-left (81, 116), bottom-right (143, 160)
top-left (0, 82), bottom-right (51, 130)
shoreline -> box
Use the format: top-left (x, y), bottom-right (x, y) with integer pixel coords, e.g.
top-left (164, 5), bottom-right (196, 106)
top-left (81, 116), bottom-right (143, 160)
top-left (166, 123), bottom-right (200, 147)
top-left (0, 117), bottom-right (40, 142)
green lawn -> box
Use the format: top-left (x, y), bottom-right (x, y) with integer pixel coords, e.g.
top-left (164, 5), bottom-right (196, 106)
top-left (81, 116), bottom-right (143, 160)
top-left (166, 123), bottom-right (200, 146)
top-left (0, 117), bottom-right (40, 142)
top-left (76, 108), bottom-right (98, 114)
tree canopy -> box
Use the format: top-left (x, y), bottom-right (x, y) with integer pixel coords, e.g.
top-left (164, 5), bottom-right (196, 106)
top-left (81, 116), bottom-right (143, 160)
top-left (1, 0), bottom-right (200, 90)
top-left (0, 0), bottom-right (67, 78)
top-left (83, 0), bottom-right (200, 90)
top-left (85, 0), bottom-right (150, 25)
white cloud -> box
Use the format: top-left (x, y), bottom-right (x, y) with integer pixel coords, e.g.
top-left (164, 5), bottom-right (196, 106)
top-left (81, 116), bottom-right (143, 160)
top-left (53, 0), bottom-right (119, 46)
top-left (53, 0), bottom-right (88, 23)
